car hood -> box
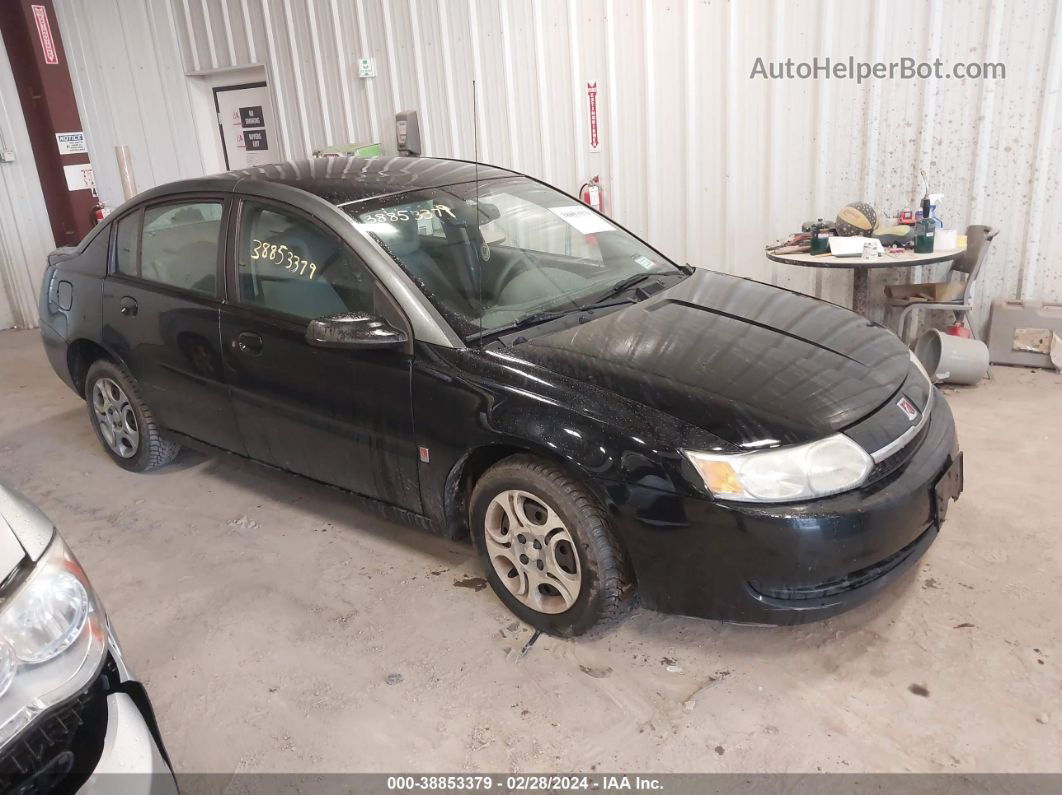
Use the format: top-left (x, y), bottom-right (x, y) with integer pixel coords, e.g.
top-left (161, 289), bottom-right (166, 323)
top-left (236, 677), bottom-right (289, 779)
top-left (0, 483), bottom-right (54, 586)
top-left (511, 269), bottom-right (911, 448)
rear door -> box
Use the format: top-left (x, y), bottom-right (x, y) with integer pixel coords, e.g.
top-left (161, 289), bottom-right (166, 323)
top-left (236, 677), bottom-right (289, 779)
top-left (101, 197), bottom-right (245, 453)
top-left (219, 197), bottom-right (420, 510)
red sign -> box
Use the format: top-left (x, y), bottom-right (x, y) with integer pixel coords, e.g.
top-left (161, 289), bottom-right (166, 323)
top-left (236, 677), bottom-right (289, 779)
top-left (586, 82), bottom-right (600, 152)
top-left (31, 5), bottom-right (59, 65)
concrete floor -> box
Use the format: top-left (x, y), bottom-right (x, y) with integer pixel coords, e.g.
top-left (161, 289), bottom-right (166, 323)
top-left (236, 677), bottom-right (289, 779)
top-left (0, 328), bottom-right (1059, 773)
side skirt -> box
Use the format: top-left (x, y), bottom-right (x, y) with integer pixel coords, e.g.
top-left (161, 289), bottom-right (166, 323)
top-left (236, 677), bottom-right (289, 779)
top-left (164, 430), bottom-right (439, 535)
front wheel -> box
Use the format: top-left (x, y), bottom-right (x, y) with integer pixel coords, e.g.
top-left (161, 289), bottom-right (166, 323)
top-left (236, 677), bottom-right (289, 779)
top-left (470, 455), bottom-right (633, 636)
top-left (84, 359), bottom-right (180, 472)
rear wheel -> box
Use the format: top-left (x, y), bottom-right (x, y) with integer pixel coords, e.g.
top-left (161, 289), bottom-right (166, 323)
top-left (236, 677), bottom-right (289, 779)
top-left (84, 359), bottom-right (180, 472)
top-left (470, 455), bottom-right (633, 636)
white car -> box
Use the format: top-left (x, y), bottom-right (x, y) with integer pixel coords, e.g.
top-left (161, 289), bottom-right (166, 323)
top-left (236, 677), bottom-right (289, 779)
top-left (0, 482), bottom-right (175, 793)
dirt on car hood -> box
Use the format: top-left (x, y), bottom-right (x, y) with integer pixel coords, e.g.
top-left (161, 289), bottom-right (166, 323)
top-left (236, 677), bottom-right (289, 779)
top-left (514, 268), bottom-right (911, 447)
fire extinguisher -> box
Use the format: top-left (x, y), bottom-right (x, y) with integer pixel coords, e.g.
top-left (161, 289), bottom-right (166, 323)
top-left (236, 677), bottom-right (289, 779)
top-left (580, 176), bottom-right (602, 211)
top-left (945, 322), bottom-right (972, 338)
top-left (90, 185), bottom-right (108, 226)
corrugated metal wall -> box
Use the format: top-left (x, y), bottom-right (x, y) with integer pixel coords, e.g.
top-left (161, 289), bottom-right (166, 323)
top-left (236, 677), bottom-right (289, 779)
top-left (46, 0), bottom-right (1062, 335)
top-left (0, 38), bottom-right (55, 329)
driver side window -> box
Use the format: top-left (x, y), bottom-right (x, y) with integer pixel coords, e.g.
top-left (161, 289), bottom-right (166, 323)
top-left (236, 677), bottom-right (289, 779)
top-left (237, 202), bottom-right (375, 320)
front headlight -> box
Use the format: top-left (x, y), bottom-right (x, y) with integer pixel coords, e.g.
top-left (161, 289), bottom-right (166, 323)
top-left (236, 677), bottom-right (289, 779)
top-left (683, 433), bottom-right (874, 503)
top-left (0, 533), bottom-right (107, 749)
top-left (1, 567), bottom-right (90, 665)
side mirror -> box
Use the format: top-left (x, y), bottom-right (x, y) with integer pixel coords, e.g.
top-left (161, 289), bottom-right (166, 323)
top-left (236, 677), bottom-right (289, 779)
top-left (305, 312), bottom-right (408, 351)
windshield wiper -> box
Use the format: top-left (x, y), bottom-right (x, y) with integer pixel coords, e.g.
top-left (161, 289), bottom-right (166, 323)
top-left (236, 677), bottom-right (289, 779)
top-left (466, 274), bottom-right (666, 344)
top-left (465, 308), bottom-right (579, 343)
top-left (581, 273), bottom-right (653, 308)
top-left (466, 296), bottom-right (643, 344)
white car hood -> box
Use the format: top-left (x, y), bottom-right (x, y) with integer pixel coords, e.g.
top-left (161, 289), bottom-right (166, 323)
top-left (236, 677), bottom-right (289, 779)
top-left (0, 483), bottom-right (54, 584)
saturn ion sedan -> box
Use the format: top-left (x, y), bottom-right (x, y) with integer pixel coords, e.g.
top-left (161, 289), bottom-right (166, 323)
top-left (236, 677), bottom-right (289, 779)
top-left (0, 482), bottom-right (175, 792)
top-left (38, 156), bottom-right (963, 636)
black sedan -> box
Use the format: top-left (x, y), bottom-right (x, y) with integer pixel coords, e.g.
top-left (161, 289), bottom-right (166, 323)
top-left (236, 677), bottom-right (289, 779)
top-left (38, 157), bottom-right (962, 636)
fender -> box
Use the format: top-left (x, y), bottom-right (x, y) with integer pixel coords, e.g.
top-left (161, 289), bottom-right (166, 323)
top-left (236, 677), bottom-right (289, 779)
top-left (39, 238), bottom-right (116, 398)
top-left (412, 342), bottom-right (728, 538)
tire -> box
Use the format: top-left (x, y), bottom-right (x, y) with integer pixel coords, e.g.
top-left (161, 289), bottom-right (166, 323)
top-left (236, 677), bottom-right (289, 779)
top-left (470, 455), bottom-right (633, 636)
top-left (84, 359), bottom-right (180, 472)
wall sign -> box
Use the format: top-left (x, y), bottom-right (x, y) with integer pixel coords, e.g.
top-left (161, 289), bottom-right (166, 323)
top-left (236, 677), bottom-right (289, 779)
top-left (63, 163), bottom-right (94, 192)
top-left (55, 131), bottom-right (87, 155)
top-left (213, 82), bottom-right (277, 169)
top-left (242, 129), bottom-right (269, 151)
top-left (31, 5), bottom-right (59, 65)
top-left (586, 81), bottom-right (600, 153)
top-left (358, 58), bottom-right (376, 78)
top-left (239, 106), bottom-right (264, 127)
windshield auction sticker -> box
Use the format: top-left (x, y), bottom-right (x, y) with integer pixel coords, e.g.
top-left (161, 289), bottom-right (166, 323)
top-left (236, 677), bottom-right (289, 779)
top-left (548, 205), bottom-right (615, 235)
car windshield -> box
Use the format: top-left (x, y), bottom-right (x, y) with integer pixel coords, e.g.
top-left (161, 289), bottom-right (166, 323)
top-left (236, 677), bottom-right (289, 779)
top-left (346, 176), bottom-right (683, 340)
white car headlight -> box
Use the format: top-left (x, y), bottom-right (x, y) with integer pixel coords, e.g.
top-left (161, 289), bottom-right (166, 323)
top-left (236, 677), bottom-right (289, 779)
top-left (0, 533), bottom-right (107, 749)
top-left (683, 433), bottom-right (874, 503)
top-left (1, 568), bottom-right (90, 665)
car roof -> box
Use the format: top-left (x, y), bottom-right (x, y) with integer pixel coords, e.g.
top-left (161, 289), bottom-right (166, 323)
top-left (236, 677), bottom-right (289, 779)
top-left (134, 156), bottom-right (520, 208)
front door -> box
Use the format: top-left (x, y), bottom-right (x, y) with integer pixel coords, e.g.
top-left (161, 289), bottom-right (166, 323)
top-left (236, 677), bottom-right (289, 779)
top-left (101, 198), bottom-right (245, 453)
top-left (219, 198), bottom-right (420, 511)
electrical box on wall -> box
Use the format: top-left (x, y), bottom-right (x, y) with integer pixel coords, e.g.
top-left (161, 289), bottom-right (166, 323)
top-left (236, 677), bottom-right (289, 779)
top-left (396, 111), bottom-right (421, 156)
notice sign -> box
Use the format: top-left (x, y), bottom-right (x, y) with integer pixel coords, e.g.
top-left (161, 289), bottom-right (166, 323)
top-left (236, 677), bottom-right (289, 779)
top-left (357, 57), bottom-right (376, 78)
top-left (586, 81), bottom-right (600, 153)
top-left (243, 129), bottom-right (269, 151)
top-left (63, 163), bottom-right (94, 192)
top-left (31, 5), bottom-right (59, 65)
top-left (55, 132), bottom-right (86, 155)
top-left (239, 106), bottom-right (264, 127)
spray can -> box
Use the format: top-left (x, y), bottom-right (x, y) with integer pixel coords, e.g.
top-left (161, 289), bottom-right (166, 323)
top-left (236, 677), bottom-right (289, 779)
top-left (914, 197), bottom-right (935, 253)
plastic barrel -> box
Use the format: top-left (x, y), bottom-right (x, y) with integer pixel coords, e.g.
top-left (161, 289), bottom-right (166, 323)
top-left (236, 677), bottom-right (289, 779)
top-left (915, 329), bottom-right (990, 385)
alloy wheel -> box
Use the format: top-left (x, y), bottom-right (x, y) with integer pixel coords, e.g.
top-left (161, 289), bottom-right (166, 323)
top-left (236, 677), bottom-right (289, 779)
top-left (91, 378), bottom-right (139, 459)
top-left (483, 489), bottom-right (582, 614)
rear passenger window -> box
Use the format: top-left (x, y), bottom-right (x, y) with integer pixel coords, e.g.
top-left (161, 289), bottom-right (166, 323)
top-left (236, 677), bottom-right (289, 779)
top-left (139, 201), bottom-right (222, 296)
top-left (113, 212), bottom-right (138, 275)
top-left (237, 202), bottom-right (375, 320)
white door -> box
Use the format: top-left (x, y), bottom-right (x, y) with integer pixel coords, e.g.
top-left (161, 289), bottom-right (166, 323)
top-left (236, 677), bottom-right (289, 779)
top-left (213, 82), bottom-right (279, 170)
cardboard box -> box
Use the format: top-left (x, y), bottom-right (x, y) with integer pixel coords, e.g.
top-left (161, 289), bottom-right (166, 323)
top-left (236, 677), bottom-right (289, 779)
top-left (884, 281), bottom-right (965, 303)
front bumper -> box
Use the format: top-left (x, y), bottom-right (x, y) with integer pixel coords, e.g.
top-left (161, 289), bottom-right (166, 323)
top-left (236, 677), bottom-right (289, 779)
top-left (610, 395), bottom-right (961, 624)
top-left (0, 639), bottom-right (176, 794)
top-left (80, 689), bottom-right (177, 794)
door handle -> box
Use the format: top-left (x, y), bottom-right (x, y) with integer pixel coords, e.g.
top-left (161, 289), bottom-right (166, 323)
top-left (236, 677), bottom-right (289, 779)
top-left (119, 296), bottom-right (138, 317)
top-left (236, 332), bottom-right (264, 356)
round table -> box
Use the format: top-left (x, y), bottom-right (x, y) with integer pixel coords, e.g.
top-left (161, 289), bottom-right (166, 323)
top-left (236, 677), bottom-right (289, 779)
top-left (765, 247), bottom-right (965, 315)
